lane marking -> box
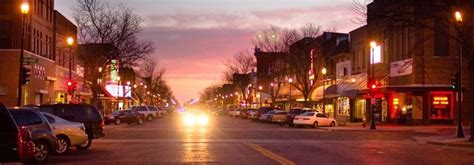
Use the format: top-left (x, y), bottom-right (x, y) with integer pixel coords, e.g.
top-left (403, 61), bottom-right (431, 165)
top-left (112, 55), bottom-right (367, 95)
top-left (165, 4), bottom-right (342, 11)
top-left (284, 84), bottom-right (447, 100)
top-left (94, 139), bottom-right (417, 144)
top-left (243, 141), bottom-right (296, 165)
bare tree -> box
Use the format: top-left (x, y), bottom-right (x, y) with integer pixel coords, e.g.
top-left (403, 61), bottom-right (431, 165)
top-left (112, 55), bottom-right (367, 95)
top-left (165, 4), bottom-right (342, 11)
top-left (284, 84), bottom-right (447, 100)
top-left (349, 0), bottom-right (370, 25)
top-left (224, 50), bottom-right (256, 75)
top-left (286, 24), bottom-right (323, 105)
top-left (73, 0), bottom-right (154, 66)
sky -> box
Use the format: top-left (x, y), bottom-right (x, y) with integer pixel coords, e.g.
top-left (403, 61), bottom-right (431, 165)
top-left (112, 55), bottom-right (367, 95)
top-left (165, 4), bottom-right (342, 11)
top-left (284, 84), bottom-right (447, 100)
top-left (55, 0), bottom-right (365, 103)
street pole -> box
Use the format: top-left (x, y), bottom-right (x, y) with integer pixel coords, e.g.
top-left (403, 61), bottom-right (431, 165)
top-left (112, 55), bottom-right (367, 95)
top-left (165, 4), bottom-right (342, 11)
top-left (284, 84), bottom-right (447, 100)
top-left (456, 36), bottom-right (465, 138)
top-left (322, 75), bottom-right (326, 114)
top-left (17, 11), bottom-right (26, 106)
top-left (454, 11), bottom-right (465, 138)
top-left (370, 42), bottom-right (376, 130)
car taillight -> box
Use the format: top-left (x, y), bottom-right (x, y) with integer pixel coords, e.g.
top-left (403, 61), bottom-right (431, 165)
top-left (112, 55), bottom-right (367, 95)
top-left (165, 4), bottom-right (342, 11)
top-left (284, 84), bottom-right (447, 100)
top-left (294, 118), bottom-right (299, 120)
top-left (19, 127), bottom-right (31, 142)
top-left (303, 118), bottom-right (310, 120)
top-left (100, 121), bottom-right (105, 129)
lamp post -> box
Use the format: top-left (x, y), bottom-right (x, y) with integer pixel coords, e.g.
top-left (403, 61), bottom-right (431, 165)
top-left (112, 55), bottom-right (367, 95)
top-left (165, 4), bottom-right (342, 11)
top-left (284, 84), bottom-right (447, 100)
top-left (17, 2), bottom-right (29, 106)
top-left (288, 78), bottom-right (293, 109)
top-left (321, 68), bottom-right (327, 113)
top-left (258, 85), bottom-right (263, 108)
top-left (67, 37), bottom-right (74, 102)
top-left (454, 11), bottom-right (465, 138)
top-left (370, 41), bottom-right (377, 130)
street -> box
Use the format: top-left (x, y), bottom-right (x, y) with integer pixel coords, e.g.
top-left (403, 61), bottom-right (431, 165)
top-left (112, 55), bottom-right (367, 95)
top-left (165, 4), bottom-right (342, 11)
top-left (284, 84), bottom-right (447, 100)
top-left (47, 114), bottom-right (474, 165)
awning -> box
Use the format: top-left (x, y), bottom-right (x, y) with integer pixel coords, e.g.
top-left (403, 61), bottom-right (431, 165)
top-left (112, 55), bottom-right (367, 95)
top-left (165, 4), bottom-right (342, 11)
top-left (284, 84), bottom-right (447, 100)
top-left (310, 86), bottom-right (326, 101)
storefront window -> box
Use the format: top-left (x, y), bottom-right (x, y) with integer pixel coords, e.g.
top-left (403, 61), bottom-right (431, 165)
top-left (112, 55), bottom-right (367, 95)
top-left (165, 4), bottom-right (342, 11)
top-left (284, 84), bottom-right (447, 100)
top-left (337, 97), bottom-right (350, 116)
top-left (354, 99), bottom-right (366, 120)
top-left (430, 94), bottom-right (452, 119)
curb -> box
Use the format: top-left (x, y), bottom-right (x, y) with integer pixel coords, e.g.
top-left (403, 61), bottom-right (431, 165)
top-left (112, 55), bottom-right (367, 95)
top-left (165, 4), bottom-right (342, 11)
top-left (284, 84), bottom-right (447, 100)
top-left (321, 128), bottom-right (415, 133)
top-left (426, 141), bottom-right (474, 148)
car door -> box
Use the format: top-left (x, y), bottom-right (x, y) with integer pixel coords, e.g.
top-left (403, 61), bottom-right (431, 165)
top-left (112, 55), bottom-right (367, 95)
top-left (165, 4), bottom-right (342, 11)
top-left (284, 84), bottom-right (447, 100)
top-left (315, 113), bottom-right (325, 126)
top-left (0, 103), bottom-right (19, 162)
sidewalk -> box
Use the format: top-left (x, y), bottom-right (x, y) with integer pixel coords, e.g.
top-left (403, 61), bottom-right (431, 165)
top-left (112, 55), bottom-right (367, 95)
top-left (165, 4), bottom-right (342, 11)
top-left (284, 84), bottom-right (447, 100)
top-left (413, 136), bottom-right (474, 148)
top-left (321, 123), bottom-right (460, 133)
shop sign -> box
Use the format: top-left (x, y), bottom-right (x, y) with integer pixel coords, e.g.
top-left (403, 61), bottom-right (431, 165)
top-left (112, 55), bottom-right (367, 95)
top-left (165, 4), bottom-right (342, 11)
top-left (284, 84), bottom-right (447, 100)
top-left (432, 95), bottom-right (449, 108)
top-left (390, 58), bottom-right (413, 77)
top-left (105, 84), bottom-right (132, 97)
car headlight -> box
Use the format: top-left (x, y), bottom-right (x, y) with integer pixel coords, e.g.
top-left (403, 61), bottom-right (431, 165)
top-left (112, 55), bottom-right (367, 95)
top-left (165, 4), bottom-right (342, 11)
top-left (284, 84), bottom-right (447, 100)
top-left (197, 115), bottom-right (208, 125)
top-left (183, 114), bottom-right (195, 126)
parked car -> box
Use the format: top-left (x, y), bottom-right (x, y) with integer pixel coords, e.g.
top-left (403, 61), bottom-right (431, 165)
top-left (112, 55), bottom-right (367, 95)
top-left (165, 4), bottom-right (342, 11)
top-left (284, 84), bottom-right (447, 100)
top-left (104, 110), bottom-right (144, 125)
top-left (9, 107), bottom-right (58, 162)
top-left (247, 110), bottom-right (259, 120)
top-left (38, 104), bottom-right (105, 150)
top-left (132, 105), bottom-right (160, 121)
top-left (0, 102), bottom-right (35, 163)
top-left (293, 112), bottom-right (337, 128)
top-left (270, 111), bottom-right (288, 125)
top-left (262, 110), bottom-right (285, 122)
top-left (254, 107), bottom-right (277, 121)
top-left (240, 109), bottom-right (256, 119)
top-left (228, 109), bottom-right (237, 117)
top-left (287, 108), bottom-right (316, 127)
top-left (41, 112), bottom-right (89, 154)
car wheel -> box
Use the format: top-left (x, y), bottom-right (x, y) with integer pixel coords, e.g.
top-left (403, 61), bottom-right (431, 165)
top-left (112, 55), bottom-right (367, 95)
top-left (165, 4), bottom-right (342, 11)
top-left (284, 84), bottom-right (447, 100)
top-left (330, 121), bottom-right (336, 127)
top-left (115, 119), bottom-right (121, 125)
top-left (138, 118), bottom-right (143, 125)
top-left (313, 122), bottom-right (319, 128)
top-left (34, 141), bottom-right (49, 162)
top-left (55, 136), bottom-right (70, 154)
top-left (147, 115), bottom-right (153, 121)
top-left (76, 136), bottom-right (92, 150)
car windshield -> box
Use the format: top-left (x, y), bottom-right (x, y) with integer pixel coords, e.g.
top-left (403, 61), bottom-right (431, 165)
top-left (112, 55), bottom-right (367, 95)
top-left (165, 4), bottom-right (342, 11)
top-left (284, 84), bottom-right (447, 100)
top-left (301, 112), bottom-right (315, 116)
top-left (112, 111), bottom-right (120, 116)
top-left (289, 109), bottom-right (302, 114)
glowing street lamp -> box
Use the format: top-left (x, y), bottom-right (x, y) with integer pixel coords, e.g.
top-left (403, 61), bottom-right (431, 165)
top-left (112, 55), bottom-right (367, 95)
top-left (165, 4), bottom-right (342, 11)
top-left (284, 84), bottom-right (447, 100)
top-left (20, 2), bottom-right (29, 14)
top-left (454, 10), bottom-right (465, 138)
top-left (17, 2), bottom-right (30, 106)
top-left (321, 67), bottom-right (327, 113)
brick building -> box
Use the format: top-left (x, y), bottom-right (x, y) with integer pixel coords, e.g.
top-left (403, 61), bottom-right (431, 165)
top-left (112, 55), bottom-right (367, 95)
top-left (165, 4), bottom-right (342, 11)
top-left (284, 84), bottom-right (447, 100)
top-left (0, 0), bottom-right (83, 106)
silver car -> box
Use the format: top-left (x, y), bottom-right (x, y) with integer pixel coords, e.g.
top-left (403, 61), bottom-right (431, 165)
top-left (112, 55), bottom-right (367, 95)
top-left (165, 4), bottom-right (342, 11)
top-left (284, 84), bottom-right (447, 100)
top-left (42, 113), bottom-right (89, 154)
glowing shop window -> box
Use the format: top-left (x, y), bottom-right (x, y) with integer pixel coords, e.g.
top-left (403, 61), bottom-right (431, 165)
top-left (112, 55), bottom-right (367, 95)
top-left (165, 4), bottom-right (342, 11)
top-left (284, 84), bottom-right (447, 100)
top-left (370, 45), bottom-right (382, 64)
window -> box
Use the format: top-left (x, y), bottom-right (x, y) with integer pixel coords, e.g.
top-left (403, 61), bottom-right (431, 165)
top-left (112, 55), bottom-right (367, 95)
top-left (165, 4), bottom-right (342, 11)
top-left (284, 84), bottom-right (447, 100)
top-left (434, 19), bottom-right (449, 57)
top-left (302, 112), bottom-right (315, 116)
top-left (148, 106), bottom-right (158, 111)
top-left (71, 105), bottom-right (102, 121)
top-left (136, 107), bottom-right (148, 111)
top-left (370, 45), bottom-right (382, 64)
top-left (316, 113), bottom-right (327, 118)
top-left (10, 111), bottom-right (29, 126)
top-left (44, 115), bottom-right (55, 124)
top-left (0, 105), bottom-right (17, 133)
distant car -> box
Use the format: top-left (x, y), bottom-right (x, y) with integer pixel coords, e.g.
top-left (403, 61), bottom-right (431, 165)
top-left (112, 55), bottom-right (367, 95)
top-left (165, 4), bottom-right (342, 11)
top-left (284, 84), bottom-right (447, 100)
top-left (132, 106), bottom-right (160, 121)
top-left (38, 104), bottom-right (105, 150)
top-left (9, 108), bottom-right (58, 162)
top-left (293, 112), bottom-right (337, 128)
top-left (240, 109), bottom-right (255, 119)
top-left (254, 107), bottom-right (278, 121)
top-left (0, 103), bottom-right (35, 163)
top-left (287, 108), bottom-right (316, 127)
top-left (248, 110), bottom-right (259, 120)
top-left (41, 113), bottom-right (89, 154)
top-left (270, 111), bottom-right (288, 124)
top-left (261, 110), bottom-right (285, 122)
top-left (228, 109), bottom-right (236, 117)
top-left (104, 110), bottom-right (144, 125)
top-left (182, 110), bottom-right (209, 127)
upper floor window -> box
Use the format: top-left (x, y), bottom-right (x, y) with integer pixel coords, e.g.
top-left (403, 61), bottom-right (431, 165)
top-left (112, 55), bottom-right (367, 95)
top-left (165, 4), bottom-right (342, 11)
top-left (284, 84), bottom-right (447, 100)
top-left (434, 19), bottom-right (449, 57)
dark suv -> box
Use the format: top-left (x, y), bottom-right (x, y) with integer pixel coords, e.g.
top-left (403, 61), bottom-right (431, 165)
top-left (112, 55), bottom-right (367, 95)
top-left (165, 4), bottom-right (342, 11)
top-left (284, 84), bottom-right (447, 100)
top-left (0, 103), bottom-right (35, 163)
top-left (38, 104), bottom-right (105, 150)
top-left (254, 107), bottom-right (279, 121)
top-left (9, 107), bottom-right (58, 162)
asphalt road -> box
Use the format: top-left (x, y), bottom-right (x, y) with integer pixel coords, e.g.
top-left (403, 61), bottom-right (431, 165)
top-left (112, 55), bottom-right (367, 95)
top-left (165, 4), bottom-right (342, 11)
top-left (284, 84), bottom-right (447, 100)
top-left (46, 113), bottom-right (474, 165)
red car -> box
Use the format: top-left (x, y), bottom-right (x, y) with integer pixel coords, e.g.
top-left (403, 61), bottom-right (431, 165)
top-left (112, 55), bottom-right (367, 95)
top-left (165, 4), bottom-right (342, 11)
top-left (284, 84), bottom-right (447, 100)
top-left (0, 102), bottom-right (35, 163)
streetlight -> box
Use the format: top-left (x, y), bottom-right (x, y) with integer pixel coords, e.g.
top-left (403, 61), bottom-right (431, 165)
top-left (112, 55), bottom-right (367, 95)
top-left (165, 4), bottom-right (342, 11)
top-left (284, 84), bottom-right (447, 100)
top-left (321, 68), bottom-right (327, 113)
top-left (454, 10), bottom-right (465, 138)
top-left (369, 40), bottom-right (377, 130)
top-left (288, 78), bottom-right (293, 108)
top-left (17, 2), bottom-right (29, 106)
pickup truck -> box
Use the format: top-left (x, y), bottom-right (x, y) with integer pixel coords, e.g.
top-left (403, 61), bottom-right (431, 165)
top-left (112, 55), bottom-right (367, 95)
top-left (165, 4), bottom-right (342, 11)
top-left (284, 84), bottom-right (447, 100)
top-left (132, 106), bottom-right (161, 121)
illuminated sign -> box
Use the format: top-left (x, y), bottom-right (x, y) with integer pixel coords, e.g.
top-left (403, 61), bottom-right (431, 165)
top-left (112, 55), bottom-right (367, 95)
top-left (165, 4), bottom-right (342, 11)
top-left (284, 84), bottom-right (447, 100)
top-left (370, 45), bottom-right (382, 64)
top-left (393, 98), bottom-right (399, 105)
top-left (110, 60), bottom-right (119, 81)
top-left (432, 96), bottom-right (449, 107)
top-left (105, 84), bottom-right (132, 97)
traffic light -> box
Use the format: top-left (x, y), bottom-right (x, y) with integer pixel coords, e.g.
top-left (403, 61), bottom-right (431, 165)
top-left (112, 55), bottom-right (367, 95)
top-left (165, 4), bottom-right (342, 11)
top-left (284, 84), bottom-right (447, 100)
top-left (451, 72), bottom-right (460, 90)
top-left (67, 80), bottom-right (77, 94)
top-left (368, 78), bottom-right (379, 94)
top-left (21, 65), bottom-right (32, 85)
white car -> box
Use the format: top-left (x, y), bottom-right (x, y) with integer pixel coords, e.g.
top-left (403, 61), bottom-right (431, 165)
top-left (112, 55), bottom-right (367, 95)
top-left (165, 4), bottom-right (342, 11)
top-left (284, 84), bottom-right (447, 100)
top-left (133, 106), bottom-right (161, 121)
top-left (293, 112), bottom-right (337, 128)
top-left (42, 113), bottom-right (89, 154)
